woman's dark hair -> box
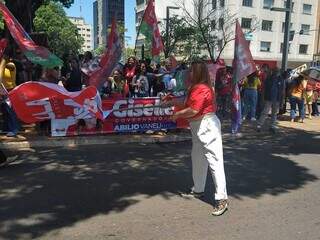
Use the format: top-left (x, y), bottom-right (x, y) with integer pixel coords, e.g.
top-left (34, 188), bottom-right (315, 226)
top-left (84, 51), bottom-right (93, 60)
top-left (135, 62), bottom-right (146, 78)
top-left (294, 75), bottom-right (304, 86)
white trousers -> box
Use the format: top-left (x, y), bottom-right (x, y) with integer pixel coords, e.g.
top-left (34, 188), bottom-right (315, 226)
top-left (189, 113), bottom-right (228, 200)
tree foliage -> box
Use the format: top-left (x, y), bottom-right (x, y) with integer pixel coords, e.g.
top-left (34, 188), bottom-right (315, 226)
top-left (4, 0), bottom-right (74, 32)
top-left (33, 2), bottom-right (83, 58)
top-left (161, 16), bottom-right (195, 59)
top-left (177, 0), bottom-right (258, 62)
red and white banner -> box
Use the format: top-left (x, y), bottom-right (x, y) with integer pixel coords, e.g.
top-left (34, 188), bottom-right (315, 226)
top-left (89, 17), bottom-right (122, 89)
top-left (232, 20), bottom-right (256, 84)
top-left (51, 97), bottom-right (189, 137)
top-left (9, 82), bottom-right (104, 123)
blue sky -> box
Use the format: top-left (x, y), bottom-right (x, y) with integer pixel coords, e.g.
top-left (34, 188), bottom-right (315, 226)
top-left (65, 0), bottom-right (136, 46)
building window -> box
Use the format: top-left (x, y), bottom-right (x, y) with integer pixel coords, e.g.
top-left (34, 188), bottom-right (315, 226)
top-left (241, 18), bottom-right (252, 29)
top-left (303, 4), bottom-right (312, 14)
top-left (260, 41), bottom-right (271, 52)
top-left (219, 18), bottom-right (224, 30)
top-left (220, 0), bottom-right (225, 7)
top-left (217, 40), bottom-right (223, 50)
top-left (283, 1), bottom-right (294, 11)
top-left (280, 43), bottom-right (291, 53)
top-left (242, 0), bottom-right (252, 7)
top-left (282, 22), bottom-right (293, 32)
top-left (263, 0), bottom-right (274, 9)
top-left (261, 20), bottom-right (272, 31)
top-left (300, 24), bottom-right (310, 35)
top-left (211, 20), bottom-right (216, 29)
top-left (212, 0), bottom-right (217, 9)
top-left (299, 44), bottom-right (308, 54)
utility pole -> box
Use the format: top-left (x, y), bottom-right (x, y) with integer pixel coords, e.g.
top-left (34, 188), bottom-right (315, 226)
top-left (165, 6), bottom-right (179, 58)
top-left (281, 0), bottom-right (292, 72)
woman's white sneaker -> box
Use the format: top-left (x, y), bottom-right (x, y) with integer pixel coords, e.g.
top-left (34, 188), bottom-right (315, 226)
top-left (212, 199), bottom-right (228, 216)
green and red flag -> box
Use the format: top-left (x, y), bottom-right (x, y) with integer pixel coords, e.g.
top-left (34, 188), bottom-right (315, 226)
top-left (0, 2), bottom-right (63, 68)
top-left (138, 0), bottom-right (164, 56)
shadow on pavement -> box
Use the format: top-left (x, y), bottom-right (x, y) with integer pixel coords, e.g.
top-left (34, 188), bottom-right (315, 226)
top-left (0, 124), bottom-right (319, 239)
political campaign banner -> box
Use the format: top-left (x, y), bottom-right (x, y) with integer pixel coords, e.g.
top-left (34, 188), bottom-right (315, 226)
top-left (51, 97), bottom-right (189, 137)
top-left (8, 82), bottom-right (104, 124)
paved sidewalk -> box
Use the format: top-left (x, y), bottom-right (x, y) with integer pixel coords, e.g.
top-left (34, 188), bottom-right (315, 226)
top-left (1, 115), bottom-right (319, 150)
top-left (0, 130), bottom-right (192, 150)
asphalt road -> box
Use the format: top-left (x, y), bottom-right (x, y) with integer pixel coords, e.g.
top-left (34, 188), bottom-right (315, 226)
top-left (0, 125), bottom-right (320, 240)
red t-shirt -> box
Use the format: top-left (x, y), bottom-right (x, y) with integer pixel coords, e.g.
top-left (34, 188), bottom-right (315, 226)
top-left (186, 83), bottom-right (216, 119)
top-left (219, 73), bottom-right (232, 96)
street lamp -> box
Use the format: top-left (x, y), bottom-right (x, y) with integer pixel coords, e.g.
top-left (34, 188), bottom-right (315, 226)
top-left (270, 0), bottom-right (292, 73)
top-left (165, 6), bottom-right (179, 58)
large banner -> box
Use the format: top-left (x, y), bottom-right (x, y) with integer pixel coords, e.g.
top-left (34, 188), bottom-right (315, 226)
top-left (9, 82), bottom-right (104, 123)
top-left (51, 97), bottom-right (188, 137)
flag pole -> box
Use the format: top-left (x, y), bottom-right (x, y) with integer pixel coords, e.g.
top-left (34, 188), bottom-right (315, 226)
top-left (134, 0), bottom-right (153, 58)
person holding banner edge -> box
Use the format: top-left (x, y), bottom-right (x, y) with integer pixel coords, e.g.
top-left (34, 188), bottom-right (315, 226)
top-left (163, 61), bottom-right (228, 216)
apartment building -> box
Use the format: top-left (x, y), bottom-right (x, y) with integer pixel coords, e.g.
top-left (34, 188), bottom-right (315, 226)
top-left (69, 17), bottom-right (93, 52)
top-left (93, 0), bottom-right (125, 49)
top-left (136, 0), bottom-right (318, 68)
top-left (313, 1), bottom-right (320, 62)
top-left (205, 0), bottom-right (319, 68)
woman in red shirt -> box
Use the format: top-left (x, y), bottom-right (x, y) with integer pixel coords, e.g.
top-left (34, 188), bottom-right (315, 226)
top-left (123, 56), bottom-right (137, 97)
top-left (164, 61), bottom-right (228, 216)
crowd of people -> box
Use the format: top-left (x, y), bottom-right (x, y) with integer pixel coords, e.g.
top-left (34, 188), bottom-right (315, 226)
top-left (0, 47), bottom-right (320, 137)
top-left (215, 63), bottom-right (320, 133)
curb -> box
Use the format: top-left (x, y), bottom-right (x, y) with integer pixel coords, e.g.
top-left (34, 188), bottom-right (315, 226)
top-left (0, 133), bottom-right (192, 150)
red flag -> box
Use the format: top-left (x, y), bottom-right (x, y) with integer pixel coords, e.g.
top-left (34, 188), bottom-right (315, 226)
top-left (232, 20), bottom-right (256, 84)
top-left (0, 3), bottom-right (62, 68)
top-left (9, 82), bottom-right (104, 123)
top-left (0, 38), bottom-right (7, 59)
top-left (138, 0), bottom-right (164, 56)
top-left (89, 17), bottom-right (121, 88)
top-left (231, 20), bottom-right (256, 133)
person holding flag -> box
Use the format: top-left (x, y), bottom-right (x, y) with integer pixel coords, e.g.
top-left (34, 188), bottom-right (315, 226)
top-left (135, 0), bottom-right (164, 59)
top-left (163, 61), bottom-right (228, 216)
